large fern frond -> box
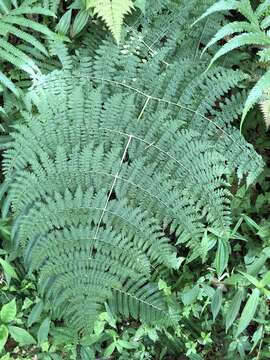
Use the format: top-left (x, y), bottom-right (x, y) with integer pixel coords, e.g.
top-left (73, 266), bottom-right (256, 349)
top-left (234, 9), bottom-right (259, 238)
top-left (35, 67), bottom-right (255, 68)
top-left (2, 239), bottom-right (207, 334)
top-left (2, 0), bottom-right (264, 335)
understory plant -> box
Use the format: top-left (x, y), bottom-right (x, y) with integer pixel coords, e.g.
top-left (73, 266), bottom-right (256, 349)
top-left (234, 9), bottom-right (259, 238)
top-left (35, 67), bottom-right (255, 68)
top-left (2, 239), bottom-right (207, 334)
top-left (194, 0), bottom-right (270, 128)
top-left (0, 0), bottom-right (269, 359)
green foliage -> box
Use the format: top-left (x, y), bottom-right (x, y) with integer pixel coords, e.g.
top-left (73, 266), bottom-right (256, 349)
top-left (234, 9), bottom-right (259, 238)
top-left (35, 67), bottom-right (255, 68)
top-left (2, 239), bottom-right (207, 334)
top-left (195, 0), bottom-right (270, 128)
top-left (0, 0), bottom-right (269, 359)
top-left (86, 0), bottom-right (135, 43)
top-left (2, 3), bottom-right (264, 336)
top-left (0, 0), bottom-right (56, 95)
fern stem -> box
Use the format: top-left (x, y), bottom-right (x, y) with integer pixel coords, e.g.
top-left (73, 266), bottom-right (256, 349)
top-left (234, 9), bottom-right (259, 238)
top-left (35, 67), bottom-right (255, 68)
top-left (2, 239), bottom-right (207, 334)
top-left (89, 135), bottom-right (133, 258)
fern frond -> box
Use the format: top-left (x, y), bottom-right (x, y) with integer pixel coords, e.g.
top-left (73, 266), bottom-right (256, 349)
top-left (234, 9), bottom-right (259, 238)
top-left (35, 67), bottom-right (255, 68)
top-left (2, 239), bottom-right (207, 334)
top-left (0, 71), bottom-right (20, 96)
top-left (86, 0), bottom-right (134, 43)
top-left (3, 2), bottom-right (264, 334)
top-left (192, 0), bottom-right (239, 26)
top-left (196, 0), bottom-right (270, 124)
top-left (260, 96), bottom-right (270, 129)
top-left (0, 0), bottom-right (56, 94)
top-left (244, 68), bottom-right (270, 122)
top-left (207, 33), bottom-right (270, 71)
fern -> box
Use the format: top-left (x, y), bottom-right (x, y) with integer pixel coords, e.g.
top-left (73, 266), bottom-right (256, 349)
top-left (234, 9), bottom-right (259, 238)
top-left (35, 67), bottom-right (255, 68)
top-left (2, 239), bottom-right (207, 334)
top-left (0, 0), bottom-right (56, 95)
top-left (86, 0), bottom-right (134, 43)
top-left (2, 0), bottom-right (264, 335)
top-left (194, 0), bottom-right (270, 128)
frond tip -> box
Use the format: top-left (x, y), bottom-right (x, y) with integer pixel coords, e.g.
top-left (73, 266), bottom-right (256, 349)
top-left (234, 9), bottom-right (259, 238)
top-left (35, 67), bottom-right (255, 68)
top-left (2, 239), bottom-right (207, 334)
top-left (86, 0), bottom-right (134, 43)
top-left (260, 92), bottom-right (270, 129)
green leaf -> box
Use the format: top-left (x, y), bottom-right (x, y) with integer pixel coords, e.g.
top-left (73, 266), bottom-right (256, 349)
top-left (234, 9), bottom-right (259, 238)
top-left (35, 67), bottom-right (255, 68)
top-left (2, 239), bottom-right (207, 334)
top-left (242, 214), bottom-right (261, 232)
top-left (260, 270), bottom-right (270, 288)
top-left (238, 0), bottom-right (259, 25)
top-left (251, 325), bottom-right (263, 352)
top-left (3, 16), bottom-right (56, 38)
top-left (0, 258), bottom-right (18, 281)
top-left (118, 339), bottom-right (138, 349)
top-left (37, 318), bottom-right (50, 345)
top-left (246, 253), bottom-right (268, 276)
top-left (0, 325), bottom-right (8, 353)
top-left (71, 10), bottom-right (90, 37)
top-left (241, 68), bottom-right (270, 128)
top-left (56, 9), bottom-right (72, 35)
top-left (10, 6), bottom-right (55, 17)
top-left (8, 326), bottom-right (36, 345)
top-left (0, 23), bottom-right (48, 56)
top-left (211, 287), bottom-right (223, 321)
top-left (182, 285), bottom-right (200, 305)
top-left (134, 0), bottom-right (146, 13)
top-left (104, 342), bottom-right (116, 357)
top-left (214, 238), bottom-right (230, 277)
top-left (0, 71), bottom-right (20, 96)
top-left (226, 289), bottom-right (243, 332)
top-left (21, 298), bottom-right (33, 311)
top-left (86, 0), bottom-right (134, 43)
top-left (147, 328), bottom-right (159, 342)
top-left (81, 346), bottom-right (95, 360)
top-left (1, 299), bottom-right (16, 323)
top-left (208, 33), bottom-right (270, 72)
top-left (27, 301), bottom-right (44, 327)
top-left (94, 320), bottom-right (105, 336)
top-left (192, 0), bottom-right (239, 26)
top-left (202, 22), bottom-right (257, 56)
top-left (236, 288), bottom-right (260, 337)
top-left (0, 354), bottom-right (11, 360)
top-left (238, 271), bottom-right (261, 288)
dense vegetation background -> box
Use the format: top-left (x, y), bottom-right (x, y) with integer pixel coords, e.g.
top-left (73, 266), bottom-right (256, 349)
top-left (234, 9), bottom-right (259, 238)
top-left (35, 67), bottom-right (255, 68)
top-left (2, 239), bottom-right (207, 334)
top-left (0, 0), bottom-right (270, 359)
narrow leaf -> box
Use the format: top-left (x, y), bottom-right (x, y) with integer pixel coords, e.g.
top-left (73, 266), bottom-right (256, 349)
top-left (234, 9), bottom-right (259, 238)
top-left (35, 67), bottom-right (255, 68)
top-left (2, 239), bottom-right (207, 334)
top-left (238, 271), bottom-right (261, 288)
top-left (0, 71), bottom-right (20, 96)
top-left (251, 325), bottom-right (263, 352)
top-left (27, 301), bottom-right (44, 327)
top-left (236, 288), bottom-right (260, 337)
top-left (211, 287), bottom-right (223, 321)
top-left (0, 325), bottom-right (8, 353)
top-left (192, 0), bottom-right (239, 26)
top-left (226, 289), bottom-right (243, 332)
top-left (241, 68), bottom-right (270, 127)
top-left (260, 270), bottom-right (270, 287)
top-left (56, 9), bottom-right (72, 35)
top-left (71, 10), bottom-right (90, 37)
top-left (208, 33), bottom-right (270, 71)
top-left (214, 238), bottom-right (230, 277)
top-left (202, 22), bottom-right (257, 55)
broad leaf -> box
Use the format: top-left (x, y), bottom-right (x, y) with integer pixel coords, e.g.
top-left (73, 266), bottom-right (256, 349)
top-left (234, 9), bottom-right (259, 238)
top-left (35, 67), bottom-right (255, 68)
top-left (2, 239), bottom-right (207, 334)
top-left (0, 258), bottom-right (18, 282)
top-left (8, 326), bottom-right (36, 345)
top-left (1, 299), bottom-right (16, 323)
